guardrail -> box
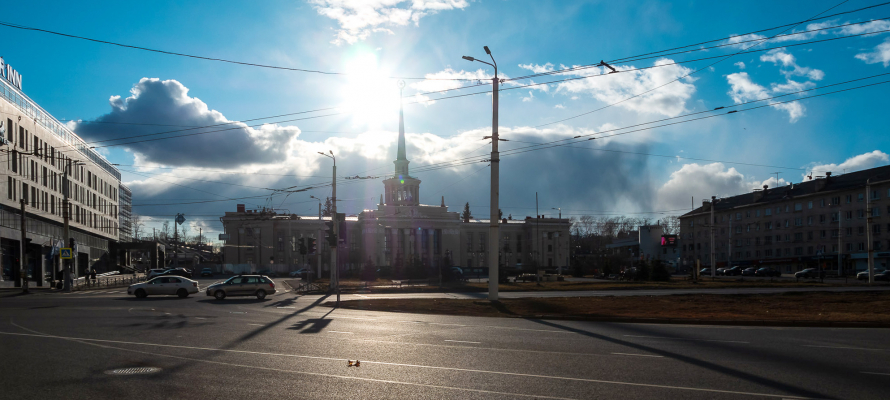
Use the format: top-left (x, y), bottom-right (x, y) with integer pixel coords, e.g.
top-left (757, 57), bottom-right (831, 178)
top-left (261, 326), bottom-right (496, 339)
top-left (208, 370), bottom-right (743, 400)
top-left (293, 282), bottom-right (329, 294)
top-left (72, 274), bottom-right (146, 291)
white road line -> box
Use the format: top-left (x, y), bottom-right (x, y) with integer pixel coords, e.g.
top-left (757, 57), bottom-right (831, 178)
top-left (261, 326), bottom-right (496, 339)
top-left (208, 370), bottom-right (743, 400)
top-left (623, 335), bottom-right (750, 344)
top-left (611, 353), bottom-right (663, 358)
top-left (396, 320), bottom-right (566, 333)
top-left (861, 372), bottom-right (890, 376)
top-left (328, 331), bottom-right (353, 334)
top-left (247, 323), bottom-right (263, 326)
top-left (0, 330), bottom-right (813, 399)
top-left (332, 316), bottom-right (377, 321)
top-left (444, 340), bottom-right (480, 344)
top-left (195, 317), bottom-right (207, 320)
top-left (276, 307), bottom-right (295, 309)
top-left (802, 345), bottom-right (886, 351)
top-left (355, 294), bottom-right (370, 298)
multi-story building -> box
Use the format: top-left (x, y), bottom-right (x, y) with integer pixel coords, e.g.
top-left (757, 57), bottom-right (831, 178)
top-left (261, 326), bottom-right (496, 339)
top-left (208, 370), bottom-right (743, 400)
top-left (680, 166), bottom-right (890, 274)
top-left (0, 55), bottom-right (124, 284)
top-left (220, 103), bottom-right (571, 275)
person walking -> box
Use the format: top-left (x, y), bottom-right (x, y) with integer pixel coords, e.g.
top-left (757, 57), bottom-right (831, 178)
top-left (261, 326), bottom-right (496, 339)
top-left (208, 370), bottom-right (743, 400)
top-left (90, 269), bottom-right (97, 285)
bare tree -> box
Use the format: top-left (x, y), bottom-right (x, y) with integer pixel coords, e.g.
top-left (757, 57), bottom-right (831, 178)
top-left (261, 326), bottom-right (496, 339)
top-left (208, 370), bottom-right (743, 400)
top-left (161, 221), bottom-right (171, 240)
top-left (660, 216), bottom-right (681, 235)
top-left (132, 214), bottom-right (145, 240)
top-left (180, 223), bottom-right (191, 244)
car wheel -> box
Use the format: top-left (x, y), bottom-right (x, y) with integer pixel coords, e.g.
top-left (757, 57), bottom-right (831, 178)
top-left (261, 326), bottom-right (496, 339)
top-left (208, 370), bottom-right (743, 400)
top-left (256, 290), bottom-right (267, 300)
top-left (135, 289), bottom-right (147, 298)
top-left (177, 289), bottom-right (189, 298)
top-left (214, 290), bottom-right (226, 300)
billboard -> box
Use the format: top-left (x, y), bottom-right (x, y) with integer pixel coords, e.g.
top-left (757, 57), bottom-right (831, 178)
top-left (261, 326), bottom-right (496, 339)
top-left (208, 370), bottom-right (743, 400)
top-left (661, 235), bottom-right (678, 246)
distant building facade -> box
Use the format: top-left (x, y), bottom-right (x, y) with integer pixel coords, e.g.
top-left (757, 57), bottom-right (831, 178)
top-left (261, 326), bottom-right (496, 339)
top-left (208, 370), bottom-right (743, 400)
top-left (220, 103), bottom-right (570, 273)
top-left (680, 166), bottom-right (890, 273)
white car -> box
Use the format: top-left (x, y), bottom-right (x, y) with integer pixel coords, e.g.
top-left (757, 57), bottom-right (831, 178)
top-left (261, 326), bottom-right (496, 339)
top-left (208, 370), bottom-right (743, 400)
top-left (128, 276), bottom-right (199, 298)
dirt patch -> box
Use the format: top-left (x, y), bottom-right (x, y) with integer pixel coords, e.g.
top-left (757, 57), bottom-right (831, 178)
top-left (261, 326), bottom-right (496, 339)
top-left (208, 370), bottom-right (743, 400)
top-left (330, 291), bottom-right (890, 325)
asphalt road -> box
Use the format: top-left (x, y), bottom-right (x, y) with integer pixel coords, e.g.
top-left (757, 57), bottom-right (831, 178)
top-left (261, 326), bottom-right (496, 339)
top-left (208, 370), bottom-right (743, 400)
top-left (1, 277), bottom-right (888, 399)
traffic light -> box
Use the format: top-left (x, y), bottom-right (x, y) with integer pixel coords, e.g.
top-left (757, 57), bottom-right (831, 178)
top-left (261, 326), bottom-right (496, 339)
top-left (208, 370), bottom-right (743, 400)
top-left (307, 238), bottom-right (317, 254)
top-left (298, 238), bottom-right (307, 255)
top-left (325, 219), bottom-right (337, 247)
top-left (69, 238), bottom-right (76, 249)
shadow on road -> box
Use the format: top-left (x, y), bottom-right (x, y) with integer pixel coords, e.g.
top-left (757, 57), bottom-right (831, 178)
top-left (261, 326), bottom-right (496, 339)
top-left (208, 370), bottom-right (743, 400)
top-left (526, 318), bottom-right (831, 399)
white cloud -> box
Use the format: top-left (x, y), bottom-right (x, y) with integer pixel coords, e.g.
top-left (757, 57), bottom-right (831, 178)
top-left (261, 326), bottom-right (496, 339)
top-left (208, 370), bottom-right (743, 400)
top-left (734, 61), bottom-right (746, 69)
top-left (770, 79), bottom-right (815, 93)
top-left (554, 58), bottom-right (697, 117)
top-left (726, 72), bottom-right (805, 122)
top-left (760, 48), bottom-right (824, 80)
top-left (554, 104), bottom-right (565, 109)
top-left (521, 91), bottom-right (535, 102)
top-left (656, 163), bottom-right (750, 210)
top-left (839, 19), bottom-right (890, 35)
top-left (518, 63), bottom-right (554, 74)
top-left (310, 0), bottom-right (469, 45)
top-left (806, 150), bottom-right (890, 177)
top-left (855, 37), bottom-right (890, 67)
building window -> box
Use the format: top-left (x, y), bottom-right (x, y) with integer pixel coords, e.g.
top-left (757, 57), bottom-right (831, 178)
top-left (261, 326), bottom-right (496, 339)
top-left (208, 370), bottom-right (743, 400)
top-left (736, 213), bottom-right (741, 220)
top-left (872, 190), bottom-right (881, 200)
top-left (820, 230), bottom-right (826, 238)
top-left (872, 207), bottom-right (881, 217)
top-left (794, 203), bottom-right (802, 211)
top-left (794, 233), bottom-right (803, 242)
top-left (807, 231), bottom-right (813, 240)
top-left (820, 199), bottom-right (826, 207)
top-left (755, 210), bottom-right (760, 217)
top-left (819, 214), bottom-right (826, 223)
top-left (858, 209), bottom-right (865, 219)
top-left (874, 224), bottom-right (882, 235)
top-left (846, 195), bottom-right (853, 203)
top-left (765, 208), bottom-right (772, 216)
top-left (807, 216), bottom-right (813, 226)
top-left (858, 242), bottom-right (865, 251)
top-left (858, 193), bottom-right (865, 202)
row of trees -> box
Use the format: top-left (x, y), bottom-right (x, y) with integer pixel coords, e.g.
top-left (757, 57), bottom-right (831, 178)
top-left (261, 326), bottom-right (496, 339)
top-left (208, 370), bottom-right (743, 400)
top-left (130, 215), bottom-right (209, 246)
top-left (568, 215), bottom-right (680, 277)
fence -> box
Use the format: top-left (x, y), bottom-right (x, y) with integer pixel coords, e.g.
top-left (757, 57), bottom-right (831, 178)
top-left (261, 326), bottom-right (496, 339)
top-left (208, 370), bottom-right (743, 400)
top-left (72, 273), bottom-right (146, 291)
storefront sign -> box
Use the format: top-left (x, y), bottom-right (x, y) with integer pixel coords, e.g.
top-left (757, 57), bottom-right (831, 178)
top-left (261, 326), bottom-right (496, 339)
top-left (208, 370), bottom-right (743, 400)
top-left (0, 57), bottom-right (23, 91)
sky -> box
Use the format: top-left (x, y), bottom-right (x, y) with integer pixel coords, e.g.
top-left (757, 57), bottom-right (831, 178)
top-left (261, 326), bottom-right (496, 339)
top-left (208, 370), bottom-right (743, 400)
top-left (2, 0), bottom-right (889, 241)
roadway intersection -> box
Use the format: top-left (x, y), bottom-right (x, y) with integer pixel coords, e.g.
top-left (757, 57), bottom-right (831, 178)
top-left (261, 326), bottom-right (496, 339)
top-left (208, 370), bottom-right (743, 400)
top-left (1, 278), bottom-right (888, 399)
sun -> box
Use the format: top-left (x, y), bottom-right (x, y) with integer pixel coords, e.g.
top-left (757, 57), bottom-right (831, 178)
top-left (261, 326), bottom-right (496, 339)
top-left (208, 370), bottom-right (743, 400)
top-left (339, 51), bottom-right (401, 129)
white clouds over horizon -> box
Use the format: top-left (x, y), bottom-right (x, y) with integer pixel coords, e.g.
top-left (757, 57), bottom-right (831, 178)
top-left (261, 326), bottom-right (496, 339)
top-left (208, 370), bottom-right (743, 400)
top-left (725, 72), bottom-right (805, 122)
top-left (855, 37), bottom-right (890, 67)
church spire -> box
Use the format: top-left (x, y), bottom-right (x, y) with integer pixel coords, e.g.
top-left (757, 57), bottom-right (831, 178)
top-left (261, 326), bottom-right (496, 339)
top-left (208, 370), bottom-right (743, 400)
top-left (394, 80), bottom-right (410, 176)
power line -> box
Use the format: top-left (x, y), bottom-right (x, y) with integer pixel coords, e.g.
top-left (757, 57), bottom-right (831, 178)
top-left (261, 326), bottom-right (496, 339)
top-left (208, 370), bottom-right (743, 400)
top-left (0, 20), bottom-right (474, 80)
top-left (534, 0), bottom-right (852, 128)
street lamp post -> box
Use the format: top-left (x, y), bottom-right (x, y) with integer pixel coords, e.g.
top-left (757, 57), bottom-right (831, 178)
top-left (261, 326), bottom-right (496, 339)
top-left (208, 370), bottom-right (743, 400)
top-left (463, 46), bottom-right (500, 301)
top-left (310, 195), bottom-right (323, 280)
top-left (318, 151), bottom-right (337, 290)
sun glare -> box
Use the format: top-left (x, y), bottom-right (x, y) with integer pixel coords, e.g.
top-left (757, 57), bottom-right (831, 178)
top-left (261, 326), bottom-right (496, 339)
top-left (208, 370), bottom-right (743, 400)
top-left (340, 52), bottom-right (401, 131)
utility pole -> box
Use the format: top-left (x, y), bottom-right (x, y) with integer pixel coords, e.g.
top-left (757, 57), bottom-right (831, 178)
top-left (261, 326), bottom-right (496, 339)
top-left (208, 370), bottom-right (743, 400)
top-left (174, 219), bottom-right (178, 267)
top-left (319, 152), bottom-right (337, 289)
top-left (463, 46), bottom-right (499, 301)
top-left (866, 179), bottom-right (874, 285)
top-left (20, 198), bottom-right (28, 293)
top-left (728, 218), bottom-right (732, 270)
top-left (838, 209), bottom-right (842, 276)
top-left (710, 196), bottom-right (716, 278)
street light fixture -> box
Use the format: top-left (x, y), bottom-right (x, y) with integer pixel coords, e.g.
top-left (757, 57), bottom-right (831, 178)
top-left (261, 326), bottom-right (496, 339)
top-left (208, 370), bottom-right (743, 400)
top-left (462, 46), bottom-right (500, 301)
top-left (551, 207), bottom-right (561, 219)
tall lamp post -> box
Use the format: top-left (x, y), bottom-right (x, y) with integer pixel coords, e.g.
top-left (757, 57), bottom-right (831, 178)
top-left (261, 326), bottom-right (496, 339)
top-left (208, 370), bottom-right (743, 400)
top-left (310, 195), bottom-right (323, 280)
top-left (318, 151), bottom-right (337, 290)
top-left (463, 46), bottom-right (501, 301)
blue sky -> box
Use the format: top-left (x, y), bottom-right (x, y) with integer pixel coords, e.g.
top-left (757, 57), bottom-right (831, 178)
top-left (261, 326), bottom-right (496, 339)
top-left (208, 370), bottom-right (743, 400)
top-left (2, 0), bottom-right (889, 238)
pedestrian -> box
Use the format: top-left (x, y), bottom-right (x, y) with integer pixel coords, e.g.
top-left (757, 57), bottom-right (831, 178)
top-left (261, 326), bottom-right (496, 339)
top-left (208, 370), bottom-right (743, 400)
top-left (90, 269), bottom-right (97, 285)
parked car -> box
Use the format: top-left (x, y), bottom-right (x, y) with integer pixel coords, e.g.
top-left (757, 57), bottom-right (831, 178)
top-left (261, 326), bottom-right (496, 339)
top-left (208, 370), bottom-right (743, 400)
top-left (147, 269), bottom-right (166, 279)
top-left (160, 268), bottom-right (192, 279)
top-left (875, 270), bottom-right (890, 282)
top-left (724, 266), bottom-right (743, 276)
top-left (795, 268), bottom-right (819, 279)
top-left (128, 276), bottom-right (199, 298)
top-left (715, 267), bottom-right (726, 276)
top-left (288, 268), bottom-right (312, 278)
top-left (857, 268), bottom-right (886, 280)
top-left (699, 268), bottom-right (712, 276)
top-left (255, 269), bottom-right (278, 278)
top-left (741, 267), bottom-right (757, 276)
top-left (754, 267), bottom-right (782, 277)
top-left (200, 268), bottom-right (214, 277)
top-left (206, 275), bottom-right (276, 300)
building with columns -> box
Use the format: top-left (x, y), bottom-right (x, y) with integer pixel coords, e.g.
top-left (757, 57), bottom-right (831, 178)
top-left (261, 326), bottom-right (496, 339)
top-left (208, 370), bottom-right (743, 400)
top-left (220, 101), bottom-right (571, 275)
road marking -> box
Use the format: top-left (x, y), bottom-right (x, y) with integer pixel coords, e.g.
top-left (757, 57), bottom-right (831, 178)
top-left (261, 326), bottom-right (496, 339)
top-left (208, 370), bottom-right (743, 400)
top-left (0, 330), bottom-right (814, 399)
top-left (276, 307), bottom-right (295, 309)
top-left (444, 340), bottom-right (480, 344)
top-left (397, 320), bottom-right (565, 333)
top-left (611, 353), bottom-right (663, 358)
top-left (247, 323), bottom-right (263, 326)
top-left (332, 316), bottom-right (377, 321)
top-left (328, 331), bottom-right (353, 334)
top-left (195, 317), bottom-right (207, 320)
top-left (623, 335), bottom-right (750, 344)
top-left (861, 372), bottom-right (890, 376)
top-left (355, 294), bottom-right (370, 298)
top-left (230, 312), bottom-right (246, 314)
top-left (802, 345), bottom-right (886, 351)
